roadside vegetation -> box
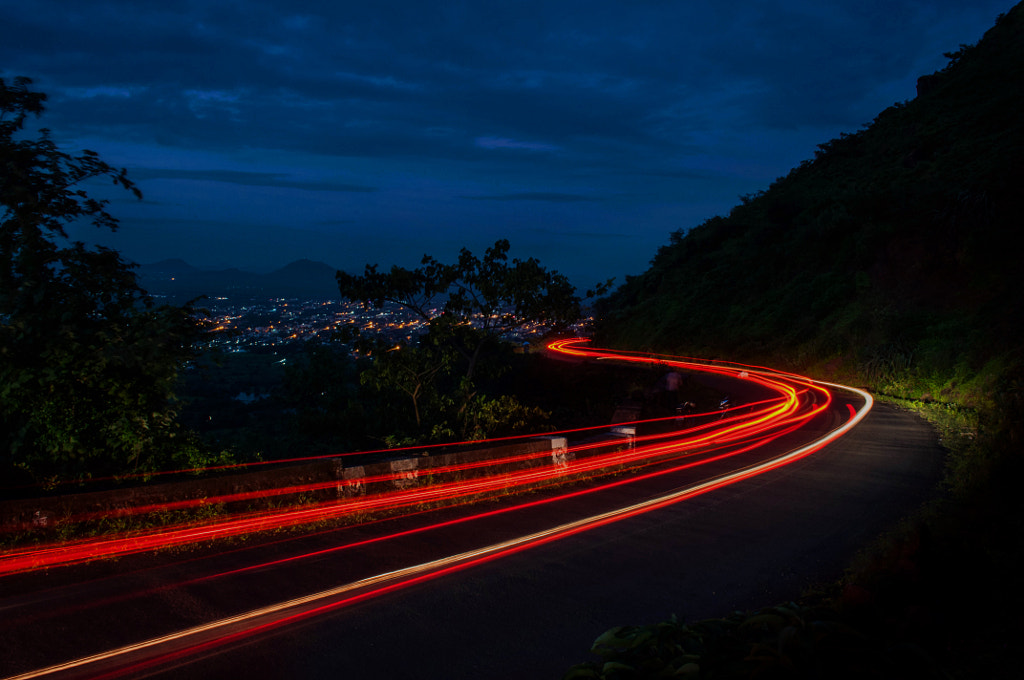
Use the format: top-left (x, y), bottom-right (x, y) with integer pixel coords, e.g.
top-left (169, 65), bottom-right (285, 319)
top-left (1, 75), bottom-right (609, 492)
top-left (570, 4), bottom-right (1023, 678)
top-left (564, 400), bottom-right (1021, 679)
top-left (3, 4), bottom-right (1021, 676)
top-left (0, 76), bottom-right (217, 489)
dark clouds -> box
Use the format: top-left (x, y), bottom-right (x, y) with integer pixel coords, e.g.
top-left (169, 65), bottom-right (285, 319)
top-left (463, 193), bottom-right (598, 203)
top-left (128, 168), bottom-right (379, 193)
top-left (1, 0), bottom-right (1013, 286)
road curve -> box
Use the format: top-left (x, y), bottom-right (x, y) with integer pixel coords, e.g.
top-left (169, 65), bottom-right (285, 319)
top-left (0, 342), bottom-right (944, 679)
top-left (189, 404), bottom-right (939, 680)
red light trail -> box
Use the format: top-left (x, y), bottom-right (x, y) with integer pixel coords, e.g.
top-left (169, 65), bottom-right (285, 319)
top-left (0, 340), bottom-right (858, 575)
top-left (1, 340), bottom-right (872, 680)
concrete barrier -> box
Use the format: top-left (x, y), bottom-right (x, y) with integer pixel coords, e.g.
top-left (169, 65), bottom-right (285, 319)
top-left (0, 434), bottom-right (628, 534)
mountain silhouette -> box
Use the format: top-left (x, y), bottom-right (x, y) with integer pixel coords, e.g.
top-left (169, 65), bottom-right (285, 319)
top-left (598, 3), bottom-right (1024, 377)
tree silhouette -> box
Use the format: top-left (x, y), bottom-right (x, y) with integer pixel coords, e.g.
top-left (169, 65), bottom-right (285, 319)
top-left (1, 77), bottom-right (202, 484)
top-left (337, 239), bottom-right (603, 440)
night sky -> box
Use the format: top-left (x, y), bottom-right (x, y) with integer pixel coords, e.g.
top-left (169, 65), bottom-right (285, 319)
top-left (1, 1), bottom-right (1011, 288)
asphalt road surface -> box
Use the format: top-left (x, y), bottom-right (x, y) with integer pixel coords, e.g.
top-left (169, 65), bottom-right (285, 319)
top-left (178, 403), bottom-right (944, 680)
top-left (0, 396), bottom-right (945, 680)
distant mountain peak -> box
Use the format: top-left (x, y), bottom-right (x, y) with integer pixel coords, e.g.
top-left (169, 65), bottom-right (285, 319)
top-left (145, 258), bottom-right (200, 272)
top-left (272, 259), bottom-right (336, 274)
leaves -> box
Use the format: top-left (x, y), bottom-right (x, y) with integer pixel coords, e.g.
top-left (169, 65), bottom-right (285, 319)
top-left (1, 77), bottom-right (203, 483)
top-left (336, 239), bottom-right (581, 441)
top-left (338, 238), bottom-right (584, 337)
top-left (596, 6), bottom-right (1024, 378)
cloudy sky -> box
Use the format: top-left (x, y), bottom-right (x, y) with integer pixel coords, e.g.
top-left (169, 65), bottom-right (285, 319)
top-left (1, 1), bottom-right (1012, 288)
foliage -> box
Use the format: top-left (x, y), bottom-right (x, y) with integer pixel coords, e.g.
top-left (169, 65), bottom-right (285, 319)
top-left (596, 4), bottom-right (1024, 402)
top-left (338, 238), bottom-right (595, 374)
top-left (461, 393), bottom-right (550, 441)
top-left (581, 6), bottom-right (1024, 678)
top-left (337, 239), bottom-right (600, 441)
top-left (176, 349), bottom-right (290, 460)
top-left (0, 77), bottom-right (204, 484)
top-left (355, 332), bottom-right (456, 430)
top-left (563, 603), bottom-right (946, 680)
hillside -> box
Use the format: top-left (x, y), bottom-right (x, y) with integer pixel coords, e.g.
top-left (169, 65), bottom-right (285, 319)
top-left (597, 3), bottom-right (1024, 409)
top-left (584, 7), bottom-right (1023, 677)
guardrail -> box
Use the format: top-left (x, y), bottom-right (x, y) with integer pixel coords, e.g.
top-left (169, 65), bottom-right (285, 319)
top-left (0, 431), bottom-right (638, 535)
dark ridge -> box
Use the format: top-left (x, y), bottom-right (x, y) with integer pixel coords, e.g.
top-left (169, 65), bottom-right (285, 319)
top-left (596, 3), bottom-right (1024, 383)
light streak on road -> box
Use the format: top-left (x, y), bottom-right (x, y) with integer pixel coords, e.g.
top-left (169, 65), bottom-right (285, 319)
top-left (0, 340), bottom-right (857, 576)
top-left (3, 424), bottom-right (809, 638)
top-left (2, 342), bottom-right (871, 679)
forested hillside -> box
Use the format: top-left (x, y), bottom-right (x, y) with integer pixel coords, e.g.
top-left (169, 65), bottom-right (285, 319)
top-left (582, 8), bottom-right (1023, 676)
top-left (598, 3), bottom-right (1023, 413)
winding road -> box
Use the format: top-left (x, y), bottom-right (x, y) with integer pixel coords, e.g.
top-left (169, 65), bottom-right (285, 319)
top-left (0, 341), bottom-right (945, 679)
